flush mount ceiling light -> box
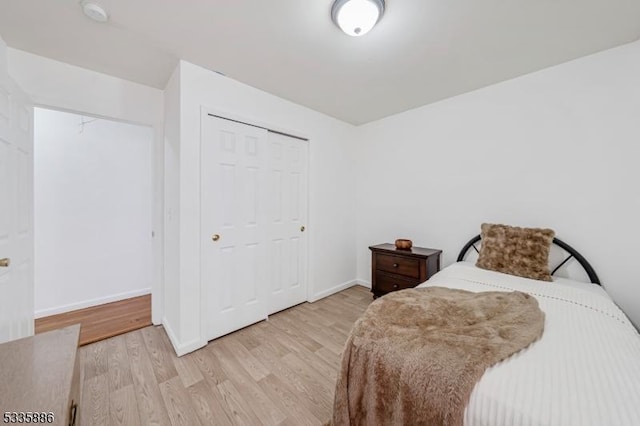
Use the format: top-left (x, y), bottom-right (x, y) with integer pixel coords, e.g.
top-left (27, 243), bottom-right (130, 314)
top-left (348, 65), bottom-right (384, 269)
top-left (81, 1), bottom-right (109, 23)
top-left (331, 0), bottom-right (385, 37)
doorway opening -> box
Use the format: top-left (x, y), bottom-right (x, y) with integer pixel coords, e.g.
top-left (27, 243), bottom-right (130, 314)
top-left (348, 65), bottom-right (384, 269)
top-left (33, 107), bottom-right (154, 345)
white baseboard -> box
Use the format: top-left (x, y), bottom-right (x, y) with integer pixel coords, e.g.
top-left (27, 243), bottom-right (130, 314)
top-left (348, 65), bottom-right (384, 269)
top-left (34, 288), bottom-right (152, 318)
top-left (357, 280), bottom-right (371, 288)
top-left (309, 279), bottom-right (359, 303)
top-left (162, 317), bottom-right (206, 357)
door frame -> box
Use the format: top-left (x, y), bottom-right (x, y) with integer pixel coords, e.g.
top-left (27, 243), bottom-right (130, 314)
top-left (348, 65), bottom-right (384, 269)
top-left (198, 106), bottom-right (312, 342)
top-left (31, 104), bottom-right (164, 324)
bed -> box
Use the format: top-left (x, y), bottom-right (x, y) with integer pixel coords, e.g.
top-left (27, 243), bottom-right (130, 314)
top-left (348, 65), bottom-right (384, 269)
top-left (333, 228), bottom-right (640, 425)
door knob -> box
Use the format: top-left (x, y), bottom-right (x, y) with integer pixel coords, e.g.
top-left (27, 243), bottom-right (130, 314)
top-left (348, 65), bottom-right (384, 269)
top-left (300, 226), bottom-right (306, 232)
top-left (0, 258), bottom-right (9, 267)
top-left (212, 234), bottom-right (220, 242)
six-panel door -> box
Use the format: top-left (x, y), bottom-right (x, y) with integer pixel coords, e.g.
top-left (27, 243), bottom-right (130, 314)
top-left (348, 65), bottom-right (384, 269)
top-left (201, 116), bottom-right (270, 341)
top-left (0, 53), bottom-right (34, 343)
top-left (266, 132), bottom-right (308, 315)
top-left (201, 115), bottom-right (310, 341)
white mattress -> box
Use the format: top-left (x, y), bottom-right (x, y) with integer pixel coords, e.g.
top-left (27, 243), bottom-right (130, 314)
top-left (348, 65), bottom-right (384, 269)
top-left (418, 262), bottom-right (640, 426)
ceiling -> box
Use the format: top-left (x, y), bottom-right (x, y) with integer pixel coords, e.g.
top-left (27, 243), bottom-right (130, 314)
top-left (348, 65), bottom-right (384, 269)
top-left (1, 0), bottom-right (639, 125)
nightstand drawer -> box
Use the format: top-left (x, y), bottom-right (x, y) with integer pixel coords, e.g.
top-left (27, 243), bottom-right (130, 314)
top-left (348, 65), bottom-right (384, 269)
top-left (376, 253), bottom-right (421, 279)
top-left (375, 272), bottom-right (419, 294)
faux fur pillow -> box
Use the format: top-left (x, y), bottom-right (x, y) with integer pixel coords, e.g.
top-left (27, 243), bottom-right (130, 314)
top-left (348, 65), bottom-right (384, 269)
top-left (476, 223), bottom-right (555, 281)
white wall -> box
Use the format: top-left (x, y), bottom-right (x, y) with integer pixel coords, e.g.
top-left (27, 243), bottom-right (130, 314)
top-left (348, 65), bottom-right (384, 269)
top-left (0, 35), bottom-right (6, 72)
top-left (7, 49), bottom-right (162, 126)
top-left (162, 65), bottom-right (181, 341)
top-left (34, 108), bottom-right (153, 316)
top-left (356, 41), bottom-right (640, 327)
top-left (7, 49), bottom-right (166, 323)
top-left (164, 60), bottom-right (358, 354)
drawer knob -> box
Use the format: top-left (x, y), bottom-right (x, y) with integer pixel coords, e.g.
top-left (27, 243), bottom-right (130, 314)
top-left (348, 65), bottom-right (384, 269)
top-left (393, 263), bottom-right (399, 268)
top-left (393, 284), bottom-right (399, 289)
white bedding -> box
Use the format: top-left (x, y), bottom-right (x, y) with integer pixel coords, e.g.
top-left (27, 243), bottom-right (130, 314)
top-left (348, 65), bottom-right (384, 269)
top-left (418, 262), bottom-right (640, 426)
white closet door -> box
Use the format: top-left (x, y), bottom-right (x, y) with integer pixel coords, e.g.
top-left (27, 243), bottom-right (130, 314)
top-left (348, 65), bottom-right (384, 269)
top-left (201, 115), bottom-right (269, 341)
top-left (0, 58), bottom-right (34, 343)
top-left (267, 133), bottom-right (308, 314)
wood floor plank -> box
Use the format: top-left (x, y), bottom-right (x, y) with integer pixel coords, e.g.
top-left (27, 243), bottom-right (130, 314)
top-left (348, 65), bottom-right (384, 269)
top-left (35, 294), bottom-right (151, 346)
top-left (79, 345), bottom-right (86, 411)
top-left (250, 340), bottom-right (330, 421)
top-left (220, 338), bottom-right (271, 382)
top-left (289, 344), bottom-right (339, 384)
top-left (156, 325), bottom-right (180, 355)
top-left (216, 379), bottom-right (264, 425)
top-left (141, 326), bottom-right (178, 384)
top-left (152, 325), bottom-right (205, 388)
top-left (244, 323), bottom-right (292, 358)
top-left (79, 286), bottom-right (372, 425)
top-left (125, 330), bottom-right (172, 426)
top-left (107, 334), bottom-right (133, 392)
top-left (275, 315), bottom-right (345, 356)
top-left (260, 321), bottom-right (321, 356)
top-left (290, 303), bottom-right (354, 334)
top-left (331, 318), bottom-right (357, 335)
top-left (315, 346), bottom-right (342, 368)
top-left (173, 352), bottom-right (205, 388)
top-left (82, 373), bottom-right (109, 426)
top-left (258, 374), bottom-right (324, 426)
top-left (293, 303), bottom-right (335, 327)
top-left (279, 416), bottom-right (313, 426)
top-left (82, 339), bottom-right (109, 381)
top-left (233, 327), bottom-right (263, 351)
top-left (187, 380), bottom-right (235, 426)
top-left (159, 376), bottom-right (202, 426)
top-left (344, 285), bottom-right (371, 300)
top-left (266, 313), bottom-right (324, 352)
top-left (323, 296), bottom-right (369, 320)
top-left (281, 352), bottom-right (335, 405)
top-left (192, 345), bottom-right (229, 385)
top-left (210, 341), bottom-right (288, 425)
top-left (109, 384), bottom-right (141, 426)
top-left (309, 321), bottom-right (351, 348)
top-left (288, 306), bottom-right (354, 344)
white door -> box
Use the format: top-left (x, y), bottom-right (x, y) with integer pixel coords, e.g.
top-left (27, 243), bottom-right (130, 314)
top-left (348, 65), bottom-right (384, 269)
top-left (201, 115), bottom-right (269, 341)
top-left (267, 133), bottom-right (308, 314)
top-left (0, 48), bottom-right (34, 343)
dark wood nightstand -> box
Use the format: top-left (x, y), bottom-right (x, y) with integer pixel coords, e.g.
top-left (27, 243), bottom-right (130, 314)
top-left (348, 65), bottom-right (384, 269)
top-left (369, 244), bottom-right (442, 298)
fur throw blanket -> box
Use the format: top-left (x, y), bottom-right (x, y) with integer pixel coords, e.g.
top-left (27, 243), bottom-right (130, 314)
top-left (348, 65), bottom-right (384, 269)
top-left (331, 287), bottom-right (545, 426)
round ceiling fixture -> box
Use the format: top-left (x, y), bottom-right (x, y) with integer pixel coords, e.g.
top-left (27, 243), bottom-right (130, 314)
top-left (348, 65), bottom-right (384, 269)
top-left (81, 1), bottom-right (109, 23)
top-left (331, 0), bottom-right (385, 37)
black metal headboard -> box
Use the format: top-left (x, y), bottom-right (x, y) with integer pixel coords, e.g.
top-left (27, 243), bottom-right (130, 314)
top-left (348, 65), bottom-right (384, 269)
top-left (457, 235), bottom-right (601, 285)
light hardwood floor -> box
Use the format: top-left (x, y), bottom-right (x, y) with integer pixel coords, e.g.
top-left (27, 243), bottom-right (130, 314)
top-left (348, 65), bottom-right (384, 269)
top-left (80, 285), bottom-right (372, 425)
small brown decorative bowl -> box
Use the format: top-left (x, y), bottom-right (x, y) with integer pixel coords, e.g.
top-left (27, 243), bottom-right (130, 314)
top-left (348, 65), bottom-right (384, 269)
top-left (395, 239), bottom-right (413, 250)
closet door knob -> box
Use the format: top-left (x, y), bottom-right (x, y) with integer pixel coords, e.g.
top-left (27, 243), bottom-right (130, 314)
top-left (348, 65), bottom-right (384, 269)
top-left (300, 226), bottom-right (306, 232)
top-left (0, 258), bottom-right (9, 267)
top-left (212, 234), bottom-right (220, 242)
